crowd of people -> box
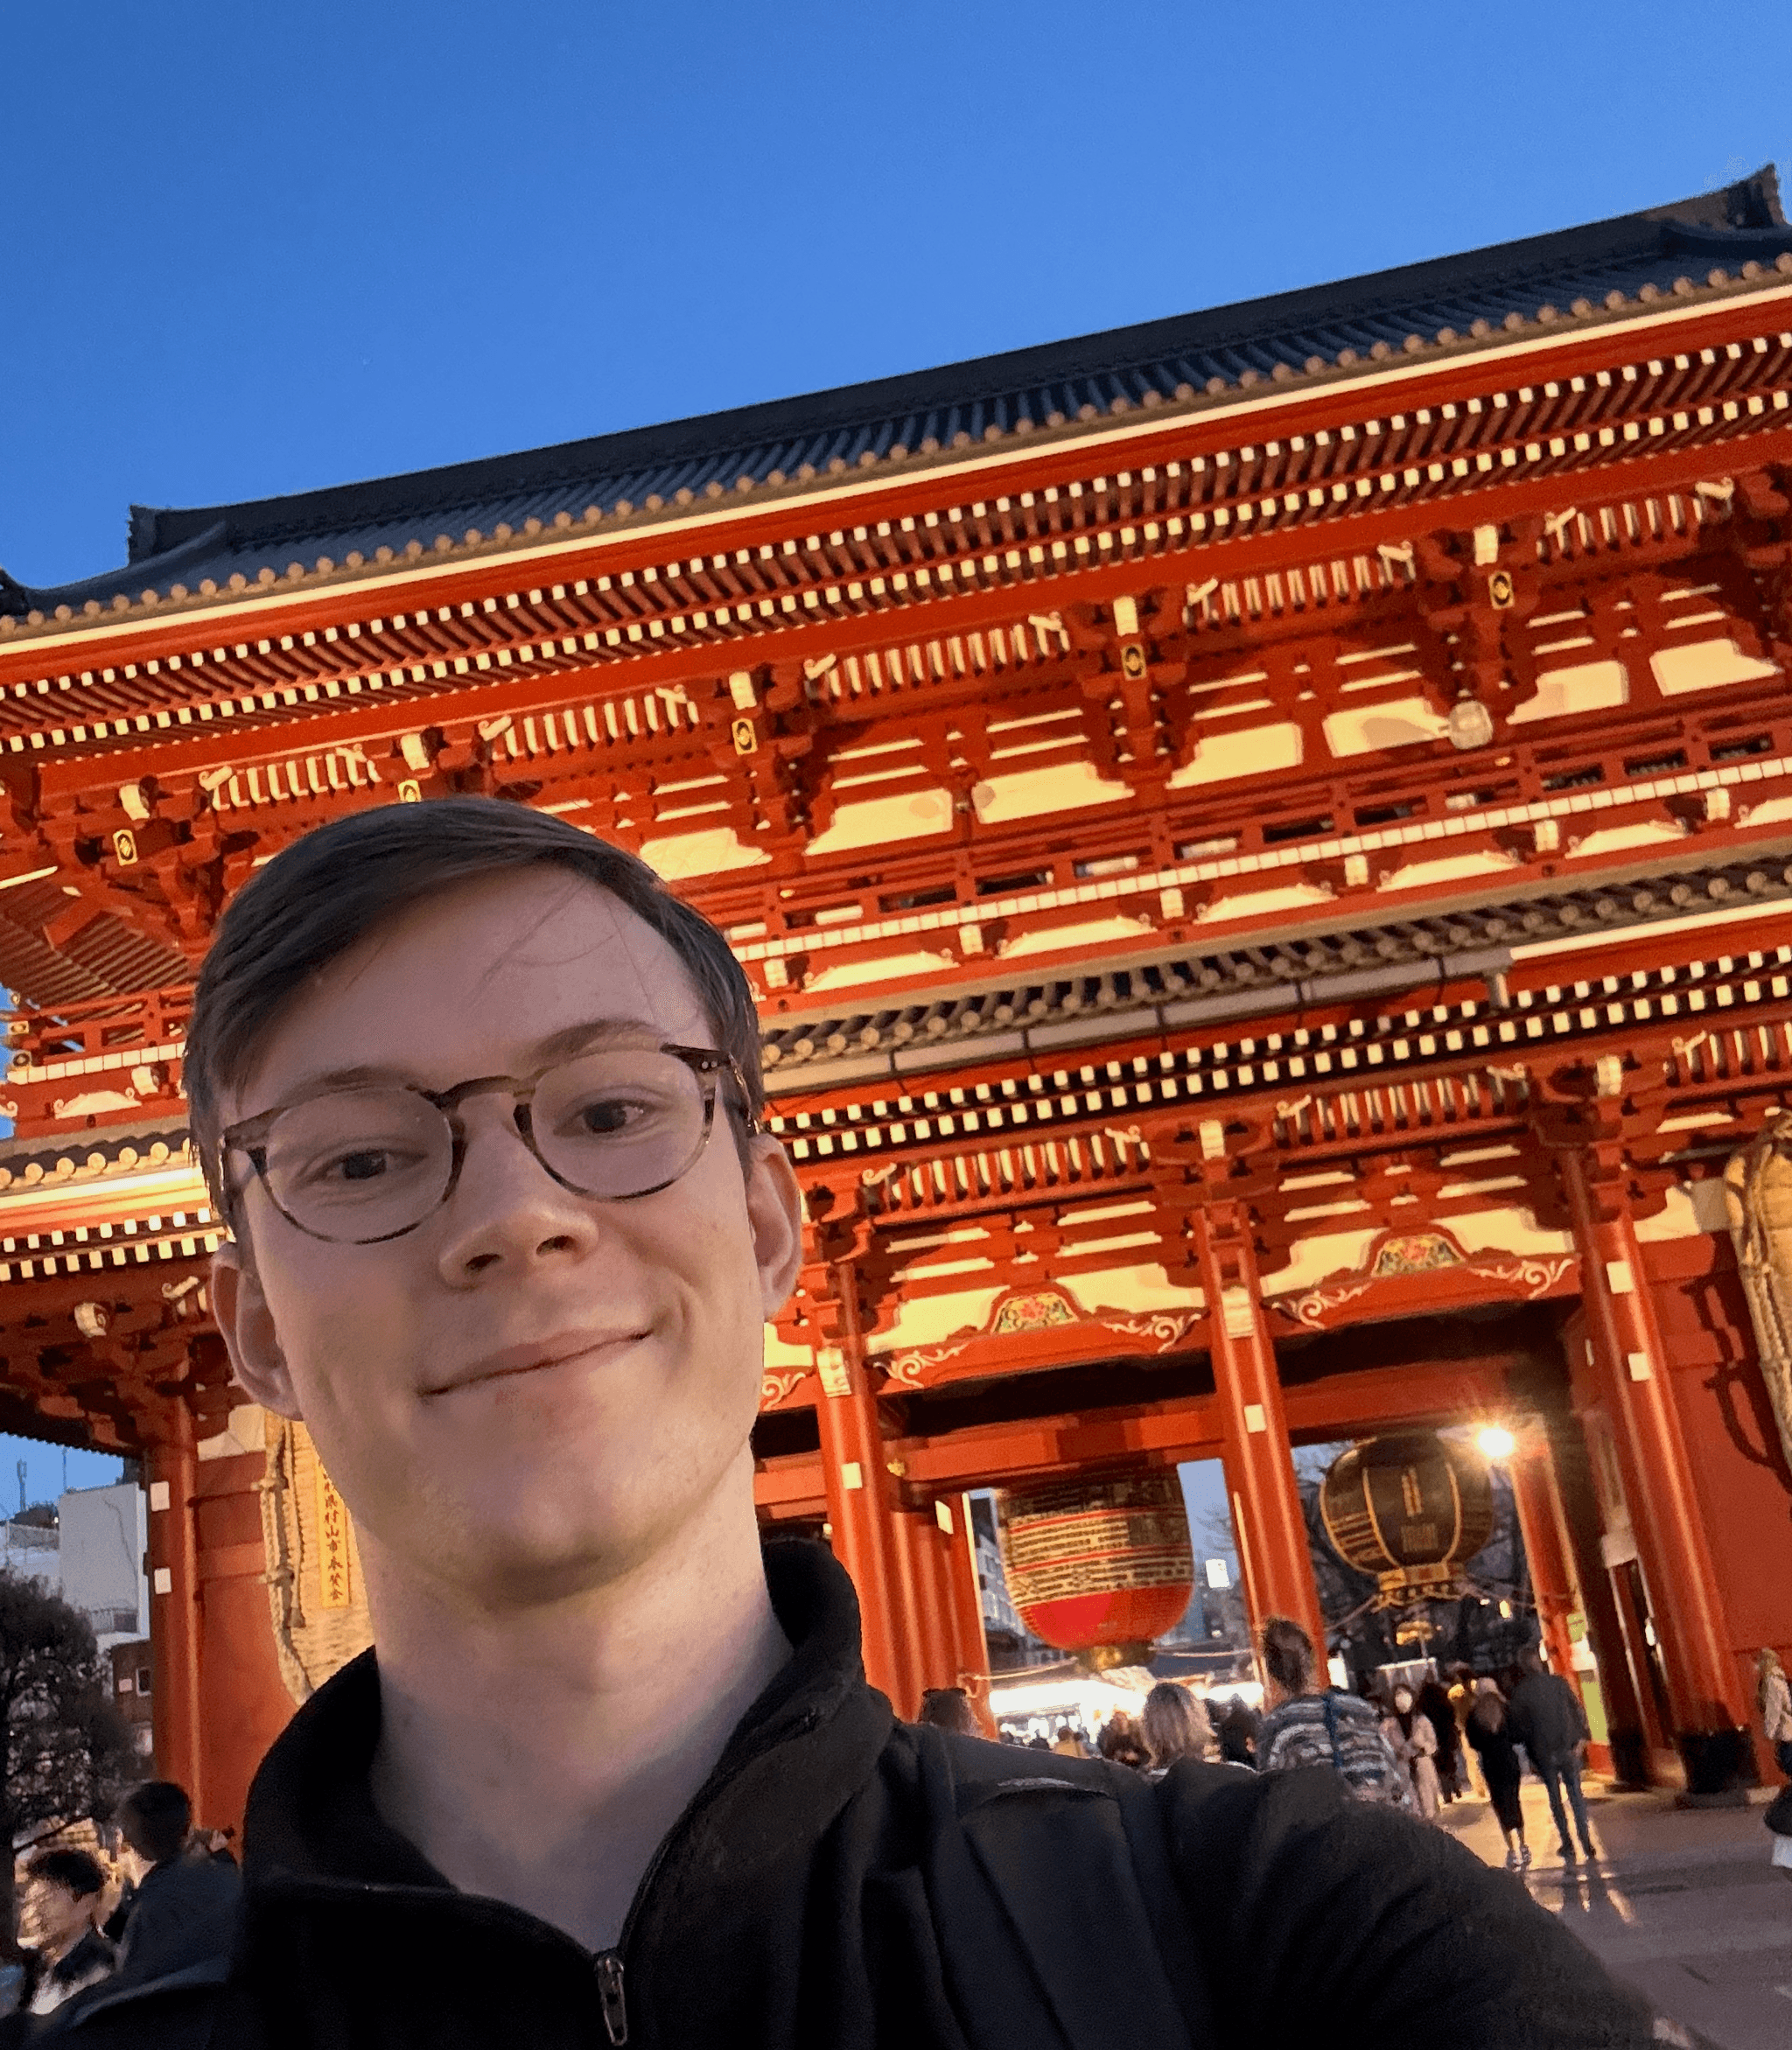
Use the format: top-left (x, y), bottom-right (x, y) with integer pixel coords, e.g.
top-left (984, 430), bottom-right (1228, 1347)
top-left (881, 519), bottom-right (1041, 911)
top-left (973, 1621), bottom-right (1606, 1872)
top-left (0, 1781), bottom-right (237, 2042)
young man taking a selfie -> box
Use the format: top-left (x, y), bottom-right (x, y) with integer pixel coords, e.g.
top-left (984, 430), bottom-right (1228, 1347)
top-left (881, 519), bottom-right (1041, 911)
top-left (65, 797), bottom-right (1665, 2047)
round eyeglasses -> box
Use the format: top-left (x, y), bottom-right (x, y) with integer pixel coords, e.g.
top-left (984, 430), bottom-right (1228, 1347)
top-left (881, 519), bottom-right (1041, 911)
top-left (219, 1043), bottom-right (755, 1245)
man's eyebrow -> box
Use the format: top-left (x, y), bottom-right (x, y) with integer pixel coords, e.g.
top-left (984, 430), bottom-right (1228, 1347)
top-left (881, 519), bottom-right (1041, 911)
top-left (525, 1018), bottom-right (673, 1064)
top-left (256, 1021), bottom-right (676, 1107)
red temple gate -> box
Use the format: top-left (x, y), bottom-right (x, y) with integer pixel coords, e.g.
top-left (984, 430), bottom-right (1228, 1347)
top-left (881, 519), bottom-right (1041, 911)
top-left (1, 171), bottom-right (1790, 1816)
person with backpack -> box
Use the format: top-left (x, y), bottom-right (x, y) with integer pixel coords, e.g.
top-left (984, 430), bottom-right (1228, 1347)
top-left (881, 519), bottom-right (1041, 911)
top-left (58, 799), bottom-right (1666, 2047)
top-left (1253, 1616), bottom-right (1414, 1809)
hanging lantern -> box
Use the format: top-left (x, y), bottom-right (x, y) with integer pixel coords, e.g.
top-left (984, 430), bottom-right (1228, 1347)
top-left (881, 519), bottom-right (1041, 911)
top-left (998, 1468), bottom-right (1194, 1671)
top-left (1319, 1430), bottom-right (1494, 1609)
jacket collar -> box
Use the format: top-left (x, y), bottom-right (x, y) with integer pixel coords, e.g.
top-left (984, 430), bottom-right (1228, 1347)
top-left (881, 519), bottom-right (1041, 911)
top-left (242, 1537), bottom-right (892, 1901)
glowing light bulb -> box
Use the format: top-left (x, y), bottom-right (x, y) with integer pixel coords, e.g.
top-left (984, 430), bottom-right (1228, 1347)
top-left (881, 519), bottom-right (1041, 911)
top-left (1476, 1424), bottom-right (1516, 1461)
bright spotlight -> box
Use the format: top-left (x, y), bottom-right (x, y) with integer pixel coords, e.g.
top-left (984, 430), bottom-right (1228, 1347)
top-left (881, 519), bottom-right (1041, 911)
top-left (1476, 1424), bottom-right (1516, 1461)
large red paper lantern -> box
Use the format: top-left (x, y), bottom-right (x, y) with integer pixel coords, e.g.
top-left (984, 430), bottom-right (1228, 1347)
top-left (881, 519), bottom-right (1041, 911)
top-left (998, 1469), bottom-right (1194, 1669)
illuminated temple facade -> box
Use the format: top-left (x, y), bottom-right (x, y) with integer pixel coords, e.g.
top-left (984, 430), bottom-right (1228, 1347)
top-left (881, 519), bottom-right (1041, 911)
top-left (4, 172), bottom-right (1791, 1819)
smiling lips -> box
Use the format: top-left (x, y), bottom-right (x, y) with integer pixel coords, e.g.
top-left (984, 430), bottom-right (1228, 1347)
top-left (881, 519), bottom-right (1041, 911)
top-left (428, 1327), bottom-right (650, 1396)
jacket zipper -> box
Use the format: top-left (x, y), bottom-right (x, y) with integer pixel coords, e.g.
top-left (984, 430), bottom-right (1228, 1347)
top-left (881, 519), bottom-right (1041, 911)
top-left (594, 1951), bottom-right (627, 2045)
top-left (254, 1702), bottom-right (828, 2047)
top-left (586, 1710), bottom-right (820, 2049)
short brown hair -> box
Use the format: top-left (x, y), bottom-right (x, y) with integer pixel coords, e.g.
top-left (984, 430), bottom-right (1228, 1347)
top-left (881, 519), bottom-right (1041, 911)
top-left (25, 1847), bottom-right (104, 1900)
top-left (117, 1780), bottom-right (192, 1865)
top-left (185, 796), bottom-right (765, 1213)
top-left (1260, 1615), bottom-right (1317, 1695)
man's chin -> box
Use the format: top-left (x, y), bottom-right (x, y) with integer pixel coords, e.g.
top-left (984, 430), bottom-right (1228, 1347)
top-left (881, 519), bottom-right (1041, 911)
top-left (402, 1470), bottom-right (712, 1608)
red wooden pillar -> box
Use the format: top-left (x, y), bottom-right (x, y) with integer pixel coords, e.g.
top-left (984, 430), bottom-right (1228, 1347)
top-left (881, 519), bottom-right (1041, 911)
top-left (1543, 1403), bottom-right (1656, 1788)
top-left (1508, 1433), bottom-right (1585, 1707)
top-left (1190, 1199), bottom-right (1326, 1656)
top-left (941, 1494), bottom-right (998, 1736)
top-left (895, 1497), bottom-right (997, 1733)
top-left (1560, 1144), bottom-right (1748, 1765)
top-left (891, 1507), bottom-right (956, 1715)
top-left (146, 1408), bottom-right (203, 1810)
top-left (815, 1269), bottom-right (915, 1712)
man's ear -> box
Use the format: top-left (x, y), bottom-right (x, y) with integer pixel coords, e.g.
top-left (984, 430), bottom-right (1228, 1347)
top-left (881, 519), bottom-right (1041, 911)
top-left (745, 1135), bottom-right (805, 1319)
top-left (210, 1241), bottom-right (304, 1421)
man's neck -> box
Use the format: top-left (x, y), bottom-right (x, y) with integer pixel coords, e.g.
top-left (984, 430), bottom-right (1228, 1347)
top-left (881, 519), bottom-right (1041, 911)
top-left (37, 1923), bottom-right (89, 1970)
top-left (365, 1468), bottom-right (790, 1955)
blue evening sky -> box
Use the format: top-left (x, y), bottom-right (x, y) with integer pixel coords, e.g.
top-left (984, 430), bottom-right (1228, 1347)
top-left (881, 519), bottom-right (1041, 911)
top-left (0, 1440), bottom-right (126, 1516)
top-left (5, 2), bottom-right (1789, 590)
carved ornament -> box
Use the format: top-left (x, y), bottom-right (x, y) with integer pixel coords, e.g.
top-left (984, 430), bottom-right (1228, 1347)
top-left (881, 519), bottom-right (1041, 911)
top-left (1722, 1116), bottom-right (1792, 1475)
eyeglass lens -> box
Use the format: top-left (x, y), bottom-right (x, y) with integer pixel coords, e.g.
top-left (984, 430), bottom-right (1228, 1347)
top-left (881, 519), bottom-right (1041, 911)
top-left (253, 1048), bottom-right (713, 1242)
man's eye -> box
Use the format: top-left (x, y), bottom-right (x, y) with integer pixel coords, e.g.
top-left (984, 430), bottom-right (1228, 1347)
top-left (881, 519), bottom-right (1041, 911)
top-left (332, 1150), bottom-right (391, 1182)
top-left (288, 1143), bottom-right (425, 1188)
top-left (575, 1095), bottom-right (645, 1135)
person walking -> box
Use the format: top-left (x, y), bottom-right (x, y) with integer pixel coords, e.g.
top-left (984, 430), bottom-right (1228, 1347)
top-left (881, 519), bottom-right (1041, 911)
top-left (1254, 1618), bottom-right (1413, 1807)
top-left (1382, 1686), bottom-right (1442, 1821)
top-left (1418, 1676), bottom-right (1464, 1803)
top-left (1759, 1648), bottom-right (1792, 1777)
top-left (1508, 1648), bottom-right (1598, 1864)
top-left (1138, 1684), bottom-right (1214, 1780)
top-left (1465, 1680), bottom-right (1530, 1872)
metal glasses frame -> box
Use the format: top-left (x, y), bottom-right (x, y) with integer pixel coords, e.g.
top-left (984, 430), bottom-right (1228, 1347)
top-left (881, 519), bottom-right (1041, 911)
top-left (218, 1042), bottom-right (759, 1246)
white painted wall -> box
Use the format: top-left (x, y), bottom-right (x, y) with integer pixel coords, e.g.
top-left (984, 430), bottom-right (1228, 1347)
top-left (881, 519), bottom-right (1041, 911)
top-left (58, 1482), bottom-right (148, 1647)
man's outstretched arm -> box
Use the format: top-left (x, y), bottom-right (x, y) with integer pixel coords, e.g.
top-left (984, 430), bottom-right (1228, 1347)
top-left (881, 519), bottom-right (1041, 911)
top-left (1165, 1765), bottom-right (1665, 2048)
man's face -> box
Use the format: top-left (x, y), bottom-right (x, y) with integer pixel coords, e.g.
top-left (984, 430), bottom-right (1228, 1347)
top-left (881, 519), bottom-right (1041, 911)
top-left (211, 870), bottom-right (802, 1610)
top-left (19, 1879), bottom-right (89, 1956)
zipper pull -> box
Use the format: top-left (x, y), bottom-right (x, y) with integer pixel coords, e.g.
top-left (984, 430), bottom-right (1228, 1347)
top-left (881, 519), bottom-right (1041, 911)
top-left (595, 1952), bottom-right (628, 2046)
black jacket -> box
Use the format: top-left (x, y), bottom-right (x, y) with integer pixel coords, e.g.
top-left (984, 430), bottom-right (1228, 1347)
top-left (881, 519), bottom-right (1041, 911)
top-left (1508, 1671), bottom-right (1592, 1767)
top-left (111, 1854), bottom-right (241, 1990)
top-left (60, 1543), bottom-right (1657, 2048)
top-left (1465, 1705), bottom-right (1524, 1788)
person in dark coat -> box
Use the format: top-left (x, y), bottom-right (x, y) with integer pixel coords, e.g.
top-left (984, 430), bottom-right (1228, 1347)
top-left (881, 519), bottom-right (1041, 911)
top-left (1216, 1697), bottom-right (1261, 1767)
top-left (1465, 1679), bottom-right (1530, 1869)
top-left (1418, 1676), bottom-right (1464, 1802)
top-left (107, 1782), bottom-right (241, 1989)
top-left (54, 801), bottom-right (1668, 2048)
top-left (1508, 1648), bottom-right (1599, 1864)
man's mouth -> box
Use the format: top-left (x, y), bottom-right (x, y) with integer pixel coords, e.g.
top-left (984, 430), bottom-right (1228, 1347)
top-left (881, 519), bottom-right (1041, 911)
top-left (424, 1327), bottom-right (651, 1396)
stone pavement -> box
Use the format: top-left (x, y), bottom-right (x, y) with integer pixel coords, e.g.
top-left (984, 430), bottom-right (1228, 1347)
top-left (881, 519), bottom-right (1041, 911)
top-left (1436, 1773), bottom-right (1790, 2050)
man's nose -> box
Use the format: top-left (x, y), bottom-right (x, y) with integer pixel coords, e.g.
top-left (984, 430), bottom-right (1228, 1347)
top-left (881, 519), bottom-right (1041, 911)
top-left (431, 1103), bottom-right (603, 1283)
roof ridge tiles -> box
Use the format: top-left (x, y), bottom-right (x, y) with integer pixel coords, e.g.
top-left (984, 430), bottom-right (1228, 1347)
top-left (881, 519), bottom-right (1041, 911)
top-left (6, 170), bottom-right (1791, 628)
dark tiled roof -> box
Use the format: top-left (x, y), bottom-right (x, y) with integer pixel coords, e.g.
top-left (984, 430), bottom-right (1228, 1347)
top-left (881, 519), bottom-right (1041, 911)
top-left (755, 850), bottom-right (1792, 1092)
top-left (6, 171), bottom-right (1788, 617)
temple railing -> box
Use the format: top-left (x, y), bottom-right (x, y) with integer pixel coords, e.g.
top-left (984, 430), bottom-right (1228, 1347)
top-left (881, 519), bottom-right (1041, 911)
top-left (3, 985), bottom-right (192, 1142)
